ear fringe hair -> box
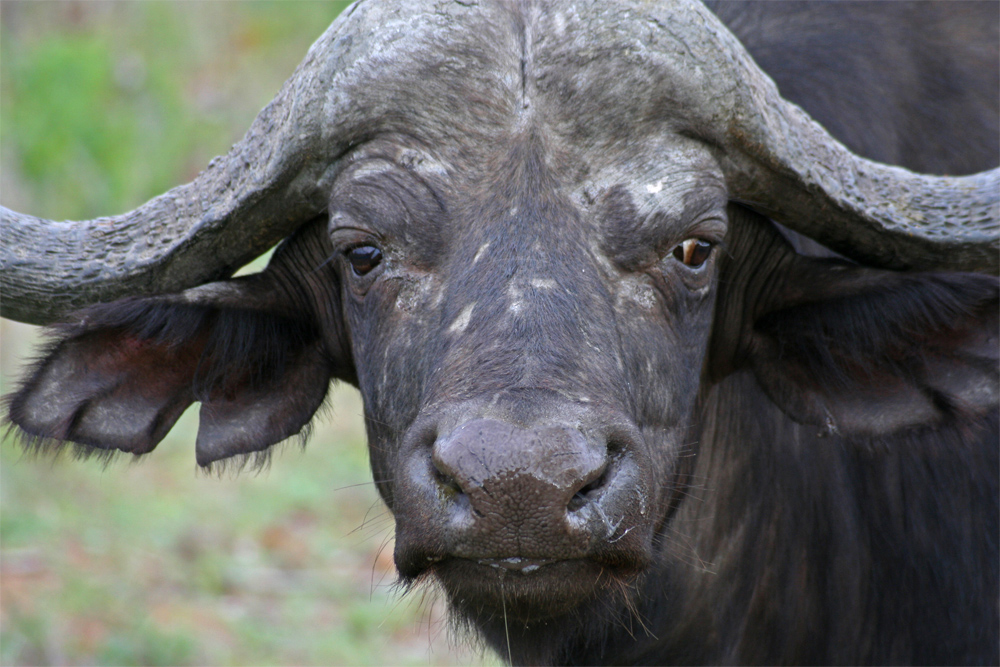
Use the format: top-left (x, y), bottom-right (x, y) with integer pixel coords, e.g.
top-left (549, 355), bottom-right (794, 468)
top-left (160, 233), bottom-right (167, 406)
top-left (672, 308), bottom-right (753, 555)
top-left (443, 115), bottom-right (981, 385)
top-left (55, 298), bottom-right (319, 398)
top-left (195, 375), bottom-right (334, 474)
top-left (197, 420), bottom-right (316, 477)
top-left (4, 402), bottom-right (321, 476)
top-left (2, 418), bottom-right (139, 468)
top-left (2, 336), bottom-right (142, 465)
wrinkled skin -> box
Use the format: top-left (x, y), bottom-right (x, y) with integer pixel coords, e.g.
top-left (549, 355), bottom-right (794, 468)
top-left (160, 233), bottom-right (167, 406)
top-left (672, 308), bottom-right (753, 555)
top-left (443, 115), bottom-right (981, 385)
top-left (6, 2), bottom-right (999, 664)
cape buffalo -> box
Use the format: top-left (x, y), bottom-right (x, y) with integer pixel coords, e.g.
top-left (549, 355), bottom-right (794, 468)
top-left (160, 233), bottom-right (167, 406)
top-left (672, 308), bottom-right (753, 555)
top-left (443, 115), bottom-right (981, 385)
top-left (2, 1), bottom-right (998, 664)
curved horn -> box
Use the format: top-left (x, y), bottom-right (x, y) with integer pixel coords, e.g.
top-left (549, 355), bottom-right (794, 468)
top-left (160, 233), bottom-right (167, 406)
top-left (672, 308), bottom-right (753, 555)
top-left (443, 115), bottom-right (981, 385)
top-left (1, 52), bottom-right (326, 325)
top-left (627, 0), bottom-right (999, 273)
top-left (689, 0), bottom-right (995, 272)
top-left (0, 0), bottom-right (438, 326)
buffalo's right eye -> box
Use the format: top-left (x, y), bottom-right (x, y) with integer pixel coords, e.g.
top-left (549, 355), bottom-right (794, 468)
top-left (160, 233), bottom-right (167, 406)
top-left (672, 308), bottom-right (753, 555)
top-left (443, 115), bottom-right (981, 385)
top-left (672, 238), bottom-right (713, 269)
top-left (347, 245), bottom-right (383, 276)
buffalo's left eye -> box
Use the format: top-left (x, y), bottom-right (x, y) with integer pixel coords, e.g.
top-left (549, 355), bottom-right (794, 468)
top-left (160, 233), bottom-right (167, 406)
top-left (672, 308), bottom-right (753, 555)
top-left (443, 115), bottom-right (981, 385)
top-left (672, 239), bottom-right (713, 268)
top-left (347, 245), bottom-right (383, 276)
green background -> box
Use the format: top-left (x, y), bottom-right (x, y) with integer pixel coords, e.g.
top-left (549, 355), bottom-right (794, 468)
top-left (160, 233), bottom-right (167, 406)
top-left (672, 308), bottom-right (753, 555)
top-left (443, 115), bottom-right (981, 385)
top-left (0, 2), bottom-right (494, 665)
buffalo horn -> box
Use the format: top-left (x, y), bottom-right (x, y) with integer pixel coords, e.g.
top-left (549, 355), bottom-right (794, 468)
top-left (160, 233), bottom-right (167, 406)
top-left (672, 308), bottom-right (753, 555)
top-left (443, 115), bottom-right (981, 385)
top-left (642, 0), bottom-right (998, 273)
top-left (0, 1), bottom-right (431, 325)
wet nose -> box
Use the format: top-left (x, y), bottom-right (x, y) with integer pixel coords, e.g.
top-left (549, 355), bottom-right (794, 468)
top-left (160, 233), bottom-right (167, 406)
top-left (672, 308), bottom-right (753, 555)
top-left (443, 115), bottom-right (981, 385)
top-left (431, 419), bottom-right (609, 536)
top-left (392, 409), bottom-right (653, 579)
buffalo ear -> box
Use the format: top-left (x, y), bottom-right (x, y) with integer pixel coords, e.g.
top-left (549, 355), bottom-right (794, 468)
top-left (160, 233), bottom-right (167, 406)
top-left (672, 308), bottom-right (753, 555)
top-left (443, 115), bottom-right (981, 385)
top-left (6, 293), bottom-right (332, 469)
top-left (743, 259), bottom-right (998, 437)
top-left (6, 219), bottom-right (348, 468)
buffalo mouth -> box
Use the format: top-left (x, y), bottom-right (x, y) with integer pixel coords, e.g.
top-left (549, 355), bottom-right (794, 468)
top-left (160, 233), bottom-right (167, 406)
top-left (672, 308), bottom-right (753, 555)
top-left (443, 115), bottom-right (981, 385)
top-left (428, 556), bottom-right (639, 622)
top-left (390, 411), bottom-right (657, 620)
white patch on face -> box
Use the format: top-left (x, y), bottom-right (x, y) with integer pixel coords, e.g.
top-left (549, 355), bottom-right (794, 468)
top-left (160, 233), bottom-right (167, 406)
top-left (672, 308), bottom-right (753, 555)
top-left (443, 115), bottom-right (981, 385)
top-left (448, 303), bottom-right (476, 334)
top-left (397, 148), bottom-right (448, 178)
top-left (509, 207), bottom-right (519, 217)
top-left (586, 239), bottom-right (618, 277)
top-left (530, 278), bottom-right (556, 290)
top-left (395, 276), bottom-right (439, 315)
top-left (380, 346), bottom-right (391, 392)
top-left (473, 242), bottom-right (491, 264)
top-left (350, 161), bottom-right (396, 181)
top-left (507, 282), bottom-right (523, 315)
top-left (646, 180), bottom-right (664, 194)
top-left (616, 278), bottom-right (658, 312)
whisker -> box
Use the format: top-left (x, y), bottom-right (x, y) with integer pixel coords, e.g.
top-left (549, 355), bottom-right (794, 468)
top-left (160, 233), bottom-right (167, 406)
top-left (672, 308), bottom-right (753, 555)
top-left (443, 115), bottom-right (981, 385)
top-left (501, 585), bottom-right (512, 664)
top-left (370, 529), bottom-right (397, 600)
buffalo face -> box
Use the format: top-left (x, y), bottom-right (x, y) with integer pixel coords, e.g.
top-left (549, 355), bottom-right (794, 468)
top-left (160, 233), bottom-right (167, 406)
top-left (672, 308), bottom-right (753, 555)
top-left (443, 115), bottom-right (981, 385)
top-left (326, 129), bottom-right (728, 621)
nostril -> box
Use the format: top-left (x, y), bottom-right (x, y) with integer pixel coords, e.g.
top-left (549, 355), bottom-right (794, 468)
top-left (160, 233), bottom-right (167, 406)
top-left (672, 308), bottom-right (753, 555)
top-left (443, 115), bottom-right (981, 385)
top-left (430, 440), bottom-right (477, 513)
top-left (568, 433), bottom-right (630, 514)
top-left (432, 455), bottom-right (463, 493)
top-left (425, 425), bottom-right (466, 495)
top-left (568, 465), bottom-right (611, 512)
top-left (606, 435), bottom-right (629, 457)
top-left (567, 491), bottom-right (589, 513)
top-left (433, 462), bottom-right (459, 490)
top-left (431, 458), bottom-right (483, 517)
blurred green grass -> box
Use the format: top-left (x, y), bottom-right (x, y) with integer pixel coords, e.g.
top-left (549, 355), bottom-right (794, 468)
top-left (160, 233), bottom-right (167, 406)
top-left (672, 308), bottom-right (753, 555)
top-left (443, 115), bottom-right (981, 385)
top-left (0, 3), bottom-right (493, 665)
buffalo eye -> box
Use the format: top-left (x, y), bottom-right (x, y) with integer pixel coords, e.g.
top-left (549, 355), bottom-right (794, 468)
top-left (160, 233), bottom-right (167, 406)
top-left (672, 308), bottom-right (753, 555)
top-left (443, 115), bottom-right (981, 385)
top-left (672, 239), bottom-right (713, 268)
top-left (347, 245), bottom-right (383, 276)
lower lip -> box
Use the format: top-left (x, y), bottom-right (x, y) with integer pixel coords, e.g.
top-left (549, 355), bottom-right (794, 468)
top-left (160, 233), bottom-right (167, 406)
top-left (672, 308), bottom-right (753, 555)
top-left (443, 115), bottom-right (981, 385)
top-left (432, 558), bottom-right (618, 620)
top-left (437, 556), bottom-right (602, 582)
top-left (475, 556), bottom-right (557, 573)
